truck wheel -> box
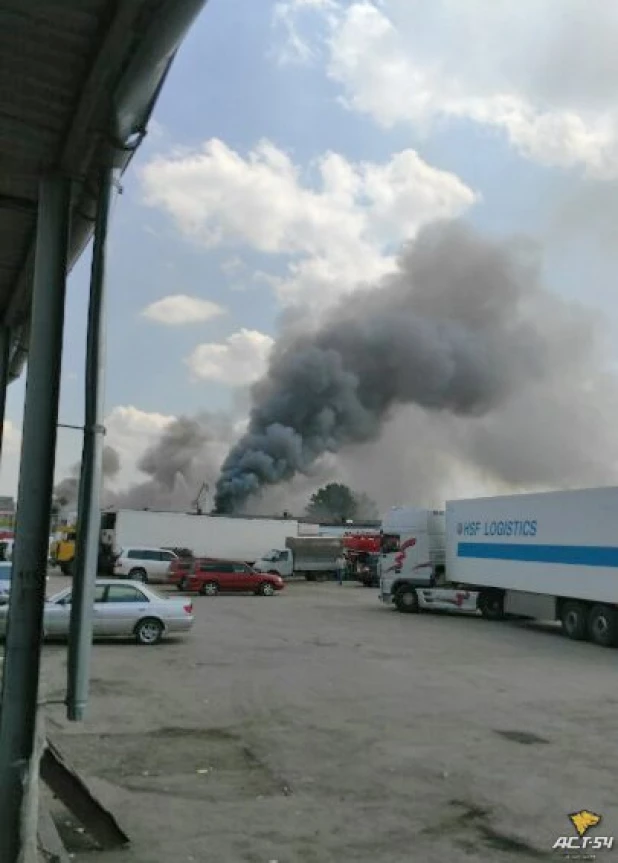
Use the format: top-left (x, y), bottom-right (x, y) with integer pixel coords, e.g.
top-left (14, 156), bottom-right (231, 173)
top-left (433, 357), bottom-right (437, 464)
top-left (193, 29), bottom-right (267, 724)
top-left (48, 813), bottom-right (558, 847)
top-left (588, 604), bottom-right (618, 647)
top-left (129, 567), bottom-right (148, 583)
top-left (561, 601), bottom-right (588, 641)
top-left (200, 581), bottom-right (219, 597)
top-left (394, 586), bottom-right (419, 613)
top-left (478, 590), bottom-right (505, 621)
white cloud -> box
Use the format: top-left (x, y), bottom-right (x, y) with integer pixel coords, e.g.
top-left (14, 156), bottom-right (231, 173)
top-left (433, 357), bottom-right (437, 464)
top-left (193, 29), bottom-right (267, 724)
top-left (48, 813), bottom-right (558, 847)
top-left (141, 294), bottom-right (225, 325)
top-left (104, 405), bottom-right (176, 487)
top-left (272, 0), bottom-right (338, 65)
top-left (142, 138), bottom-right (475, 307)
top-left (281, 0), bottom-right (618, 178)
top-left (186, 329), bottom-right (275, 385)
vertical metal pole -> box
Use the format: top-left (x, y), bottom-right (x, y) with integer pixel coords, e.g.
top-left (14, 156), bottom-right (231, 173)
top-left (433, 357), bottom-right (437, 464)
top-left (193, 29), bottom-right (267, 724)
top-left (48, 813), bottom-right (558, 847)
top-left (66, 165), bottom-right (113, 722)
top-left (0, 175), bottom-right (71, 863)
top-left (0, 327), bottom-right (11, 464)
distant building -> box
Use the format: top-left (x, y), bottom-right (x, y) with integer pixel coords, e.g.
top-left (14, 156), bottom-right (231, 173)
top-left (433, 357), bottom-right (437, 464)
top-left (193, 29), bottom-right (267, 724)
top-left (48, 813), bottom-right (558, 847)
top-left (0, 496), bottom-right (15, 530)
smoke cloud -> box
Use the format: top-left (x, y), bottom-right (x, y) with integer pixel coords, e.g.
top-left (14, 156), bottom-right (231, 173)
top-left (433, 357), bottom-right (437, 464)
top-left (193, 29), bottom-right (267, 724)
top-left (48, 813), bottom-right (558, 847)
top-left (214, 220), bottom-right (551, 512)
top-left (103, 414), bottom-right (236, 512)
top-left (55, 445), bottom-right (121, 506)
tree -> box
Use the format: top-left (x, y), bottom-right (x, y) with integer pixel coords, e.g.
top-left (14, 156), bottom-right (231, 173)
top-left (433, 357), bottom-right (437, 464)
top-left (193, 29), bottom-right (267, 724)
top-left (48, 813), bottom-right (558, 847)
top-left (306, 483), bottom-right (358, 522)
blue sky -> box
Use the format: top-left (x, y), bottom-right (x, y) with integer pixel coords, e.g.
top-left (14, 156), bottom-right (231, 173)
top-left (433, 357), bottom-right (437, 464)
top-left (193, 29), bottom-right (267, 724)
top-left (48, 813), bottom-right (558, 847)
top-left (4, 0), bottom-right (618, 504)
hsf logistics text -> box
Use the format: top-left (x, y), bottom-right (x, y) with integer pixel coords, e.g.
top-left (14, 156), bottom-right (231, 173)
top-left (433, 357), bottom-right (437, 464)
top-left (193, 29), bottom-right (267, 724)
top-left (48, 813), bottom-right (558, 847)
top-left (459, 520), bottom-right (538, 537)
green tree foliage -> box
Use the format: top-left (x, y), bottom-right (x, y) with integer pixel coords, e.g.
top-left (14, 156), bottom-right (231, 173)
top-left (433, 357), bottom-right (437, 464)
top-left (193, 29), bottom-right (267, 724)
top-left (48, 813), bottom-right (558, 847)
top-left (306, 483), bottom-right (378, 522)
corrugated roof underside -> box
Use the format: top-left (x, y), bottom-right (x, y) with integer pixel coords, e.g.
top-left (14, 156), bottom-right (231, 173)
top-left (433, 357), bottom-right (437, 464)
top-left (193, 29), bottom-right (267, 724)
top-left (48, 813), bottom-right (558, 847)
top-left (0, 0), bottom-right (109, 315)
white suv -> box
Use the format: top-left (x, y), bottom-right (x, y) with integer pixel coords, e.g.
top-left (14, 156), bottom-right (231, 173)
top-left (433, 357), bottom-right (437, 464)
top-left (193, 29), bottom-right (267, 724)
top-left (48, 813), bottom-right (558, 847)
top-left (113, 547), bottom-right (178, 584)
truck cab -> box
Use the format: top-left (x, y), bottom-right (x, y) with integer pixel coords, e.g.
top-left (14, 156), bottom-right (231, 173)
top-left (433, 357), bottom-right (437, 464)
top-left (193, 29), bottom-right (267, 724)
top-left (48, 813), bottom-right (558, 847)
top-left (254, 548), bottom-right (293, 578)
top-left (378, 507), bottom-right (478, 612)
top-left (49, 525), bottom-right (77, 575)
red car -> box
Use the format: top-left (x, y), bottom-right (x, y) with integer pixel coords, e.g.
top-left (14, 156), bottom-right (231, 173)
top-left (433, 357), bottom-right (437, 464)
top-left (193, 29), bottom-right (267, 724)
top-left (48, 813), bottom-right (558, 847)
top-left (168, 557), bottom-right (198, 587)
top-left (181, 560), bottom-right (285, 597)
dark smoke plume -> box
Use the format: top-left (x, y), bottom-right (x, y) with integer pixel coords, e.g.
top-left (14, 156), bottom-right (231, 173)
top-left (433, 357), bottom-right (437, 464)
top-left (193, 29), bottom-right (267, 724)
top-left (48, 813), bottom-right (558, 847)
top-left (55, 445), bottom-right (121, 506)
top-left (215, 221), bottom-right (550, 512)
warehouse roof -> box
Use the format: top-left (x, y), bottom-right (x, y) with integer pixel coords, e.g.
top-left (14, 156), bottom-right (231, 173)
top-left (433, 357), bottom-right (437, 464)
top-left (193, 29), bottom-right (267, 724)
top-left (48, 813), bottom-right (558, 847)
top-left (0, 0), bottom-right (207, 380)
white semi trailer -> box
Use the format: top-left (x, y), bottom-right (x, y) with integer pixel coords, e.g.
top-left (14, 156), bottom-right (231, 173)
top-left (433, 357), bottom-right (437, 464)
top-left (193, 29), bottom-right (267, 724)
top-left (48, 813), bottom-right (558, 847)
top-left (100, 509), bottom-right (306, 564)
top-left (378, 487), bottom-right (618, 647)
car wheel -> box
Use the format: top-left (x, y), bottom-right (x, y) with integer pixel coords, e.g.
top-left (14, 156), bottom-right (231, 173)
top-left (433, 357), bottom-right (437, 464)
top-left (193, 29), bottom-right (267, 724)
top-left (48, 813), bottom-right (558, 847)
top-left (200, 581), bottom-right (219, 597)
top-left (394, 586), bottom-right (418, 613)
top-left (135, 618), bottom-right (163, 645)
top-left (129, 567), bottom-right (148, 583)
top-left (561, 601), bottom-right (588, 641)
top-left (588, 604), bottom-right (618, 647)
top-left (258, 581), bottom-right (275, 596)
top-left (178, 576), bottom-right (188, 591)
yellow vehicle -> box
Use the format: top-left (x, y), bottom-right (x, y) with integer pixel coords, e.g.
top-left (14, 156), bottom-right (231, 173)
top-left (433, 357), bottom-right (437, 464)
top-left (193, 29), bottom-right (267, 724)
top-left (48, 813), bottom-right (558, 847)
top-left (50, 525), bottom-right (77, 575)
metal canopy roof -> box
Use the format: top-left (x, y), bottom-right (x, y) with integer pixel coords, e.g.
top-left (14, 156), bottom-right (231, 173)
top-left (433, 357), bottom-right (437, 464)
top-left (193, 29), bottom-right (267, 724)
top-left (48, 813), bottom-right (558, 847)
top-left (0, 0), bottom-right (207, 380)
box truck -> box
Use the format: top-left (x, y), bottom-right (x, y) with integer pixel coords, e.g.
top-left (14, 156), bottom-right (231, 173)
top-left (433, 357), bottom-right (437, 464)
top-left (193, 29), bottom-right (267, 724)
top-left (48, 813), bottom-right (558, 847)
top-left (378, 487), bottom-right (618, 647)
top-left (254, 536), bottom-right (343, 580)
top-left (100, 509), bottom-right (305, 565)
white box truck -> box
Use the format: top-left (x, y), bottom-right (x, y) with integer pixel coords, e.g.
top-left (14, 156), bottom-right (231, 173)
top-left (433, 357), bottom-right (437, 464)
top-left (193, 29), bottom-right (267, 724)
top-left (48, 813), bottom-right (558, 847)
top-left (100, 509), bottom-right (303, 564)
top-left (378, 487), bottom-right (618, 647)
top-left (254, 536), bottom-right (343, 580)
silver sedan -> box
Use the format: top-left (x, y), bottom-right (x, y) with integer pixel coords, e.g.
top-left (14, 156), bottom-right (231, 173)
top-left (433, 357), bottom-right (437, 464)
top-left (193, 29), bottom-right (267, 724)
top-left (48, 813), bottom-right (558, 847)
top-left (0, 579), bottom-right (194, 645)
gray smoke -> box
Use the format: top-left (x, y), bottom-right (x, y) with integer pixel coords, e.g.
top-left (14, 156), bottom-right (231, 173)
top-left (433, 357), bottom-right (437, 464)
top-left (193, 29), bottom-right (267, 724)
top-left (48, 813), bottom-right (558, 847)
top-left (55, 445), bottom-right (121, 506)
top-left (103, 414), bottom-right (235, 512)
top-left (215, 221), bottom-right (550, 512)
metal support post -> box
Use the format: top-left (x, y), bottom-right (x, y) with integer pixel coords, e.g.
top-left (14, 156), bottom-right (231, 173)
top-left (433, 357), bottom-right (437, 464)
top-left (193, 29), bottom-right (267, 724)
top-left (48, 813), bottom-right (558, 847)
top-left (66, 165), bottom-right (113, 722)
top-left (0, 326), bottom-right (11, 464)
top-left (0, 175), bottom-right (71, 863)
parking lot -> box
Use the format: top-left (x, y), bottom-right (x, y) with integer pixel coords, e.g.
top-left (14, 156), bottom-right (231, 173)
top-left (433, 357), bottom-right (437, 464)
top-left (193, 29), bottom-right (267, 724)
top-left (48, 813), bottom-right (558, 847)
top-left (28, 577), bottom-right (618, 861)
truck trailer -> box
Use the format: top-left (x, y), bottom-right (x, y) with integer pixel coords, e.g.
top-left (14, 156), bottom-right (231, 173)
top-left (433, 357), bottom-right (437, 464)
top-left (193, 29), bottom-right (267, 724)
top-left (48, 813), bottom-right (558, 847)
top-left (254, 536), bottom-right (343, 580)
top-left (378, 487), bottom-right (618, 647)
top-left (100, 509), bottom-right (304, 564)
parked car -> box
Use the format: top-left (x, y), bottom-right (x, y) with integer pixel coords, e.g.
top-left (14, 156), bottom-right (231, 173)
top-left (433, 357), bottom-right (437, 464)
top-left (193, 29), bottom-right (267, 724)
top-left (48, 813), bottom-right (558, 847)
top-left (0, 579), bottom-right (194, 645)
top-left (180, 559), bottom-right (285, 596)
top-left (162, 546), bottom-right (193, 559)
top-left (0, 561), bottom-right (11, 604)
top-left (113, 547), bottom-right (179, 583)
top-left (168, 555), bottom-right (198, 587)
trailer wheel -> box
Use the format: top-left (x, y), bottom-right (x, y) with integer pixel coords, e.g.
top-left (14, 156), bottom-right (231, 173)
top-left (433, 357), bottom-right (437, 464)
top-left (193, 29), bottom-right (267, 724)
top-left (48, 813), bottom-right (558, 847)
top-left (478, 590), bottom-right (505, 621)
top-left (394, 586), bottom-right (419, 613)
top-left (560, 601), bottom-right (588, 641)
top-left (588, 604), bottom-right (618, 647)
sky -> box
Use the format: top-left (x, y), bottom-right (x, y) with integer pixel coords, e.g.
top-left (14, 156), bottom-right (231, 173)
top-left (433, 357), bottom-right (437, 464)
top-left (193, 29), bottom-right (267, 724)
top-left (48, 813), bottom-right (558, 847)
top-left (4, 0), bottom-right (618, 512)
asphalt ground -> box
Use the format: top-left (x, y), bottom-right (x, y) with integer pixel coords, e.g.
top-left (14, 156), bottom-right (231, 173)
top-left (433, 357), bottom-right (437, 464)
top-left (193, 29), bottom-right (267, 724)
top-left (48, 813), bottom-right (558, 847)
top-left (6, 576), bottom-right (618, 861)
